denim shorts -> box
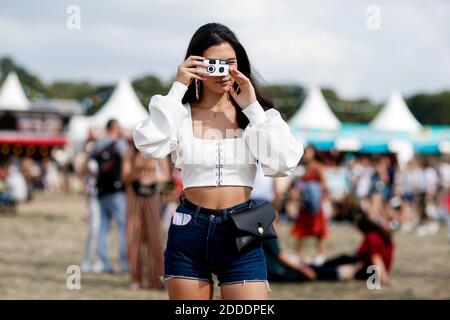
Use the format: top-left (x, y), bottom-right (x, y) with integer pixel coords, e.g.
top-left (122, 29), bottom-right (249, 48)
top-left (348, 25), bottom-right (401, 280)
top-left (162, 197), bottom-right (270, 290)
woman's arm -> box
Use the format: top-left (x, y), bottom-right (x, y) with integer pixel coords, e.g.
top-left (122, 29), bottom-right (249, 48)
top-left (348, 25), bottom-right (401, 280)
top-left (278, 251), bottom-right (317, 280)
top-left (229, 69), bottom-right (303, 177)
top-left (133, 56), bottom-right (208, 159)
top-left (133, 81), bottom-right (188, 159)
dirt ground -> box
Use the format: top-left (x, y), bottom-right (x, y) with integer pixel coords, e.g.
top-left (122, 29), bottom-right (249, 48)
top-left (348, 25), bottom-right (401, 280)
top-left (0, 193), bottom-right (449, 300)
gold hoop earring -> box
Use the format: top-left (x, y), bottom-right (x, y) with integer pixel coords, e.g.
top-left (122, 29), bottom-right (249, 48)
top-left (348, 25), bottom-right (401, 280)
top-left (195, 79), bottom-right (200, 101)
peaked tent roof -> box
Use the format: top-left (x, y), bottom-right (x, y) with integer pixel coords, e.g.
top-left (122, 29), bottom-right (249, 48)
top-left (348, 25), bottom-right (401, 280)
top-left (371, 90), bottom-right (421, 132)
top-left (90, 78), bottom-right (148, 130)
top-left (288, 86), bottom-right (340, 130)
top-left (0, 72), bottom-right (31, 111)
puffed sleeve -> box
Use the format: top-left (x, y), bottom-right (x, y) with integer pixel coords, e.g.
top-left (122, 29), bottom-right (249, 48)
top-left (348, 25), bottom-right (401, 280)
top-left (242, 101), bottom-right (303, 177)
top-left (133, 81), bottom-right (189, 159)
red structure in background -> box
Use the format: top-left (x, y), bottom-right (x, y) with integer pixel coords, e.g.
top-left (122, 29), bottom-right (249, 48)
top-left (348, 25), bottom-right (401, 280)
top-left (0, 72), bottom-right (83, 160)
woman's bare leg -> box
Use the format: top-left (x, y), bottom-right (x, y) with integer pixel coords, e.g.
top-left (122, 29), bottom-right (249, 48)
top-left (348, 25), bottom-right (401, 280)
top-left (166, 278), bottom-right (214, 300)
top-left (316, 237), bottom-right (326, 256)
top-left (296, 237), bottom-right (304, 257)
top-left (220, 281), bottom-right (269, 300)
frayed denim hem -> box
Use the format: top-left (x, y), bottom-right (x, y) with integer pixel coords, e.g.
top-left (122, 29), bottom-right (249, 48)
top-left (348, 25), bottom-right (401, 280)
top-left (218, 279), bottom-right (272, 292)
top-left (160, 274), bottom-right (214, 286)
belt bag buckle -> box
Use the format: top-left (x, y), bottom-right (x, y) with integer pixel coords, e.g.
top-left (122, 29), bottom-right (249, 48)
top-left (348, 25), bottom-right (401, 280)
top-left (228, 201), bottom-right (278, 252)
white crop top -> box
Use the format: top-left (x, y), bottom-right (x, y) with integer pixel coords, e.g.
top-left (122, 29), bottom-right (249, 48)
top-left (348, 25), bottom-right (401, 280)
top-left (133, 81), bottom-right (303, 190)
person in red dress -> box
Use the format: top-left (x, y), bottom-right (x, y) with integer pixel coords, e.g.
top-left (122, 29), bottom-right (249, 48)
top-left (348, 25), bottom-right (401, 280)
top-left (291, 145), bottom-right (329, 265)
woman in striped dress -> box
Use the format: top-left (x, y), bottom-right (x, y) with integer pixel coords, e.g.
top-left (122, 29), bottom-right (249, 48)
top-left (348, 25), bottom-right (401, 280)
top-left (123, 142), bottom-right (170, 289)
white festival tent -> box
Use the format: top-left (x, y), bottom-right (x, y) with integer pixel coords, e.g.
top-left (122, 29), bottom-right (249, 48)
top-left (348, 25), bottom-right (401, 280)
top-left (370, 90), bottom-right (422, 166)
top-left (0, 72), bottom-right (31, 111)
top-left (371, 89), bottom-right (421, 132)
top-left (89, 78), bottom-right (148, 130)
top-left (67, 115), bottom-right (91, 151)
top-left (288, 86), bottom-right (341, 131)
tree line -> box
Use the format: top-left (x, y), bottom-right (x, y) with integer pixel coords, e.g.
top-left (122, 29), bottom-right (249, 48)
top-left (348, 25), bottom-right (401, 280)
top-left (1, 57), bottom-right (449, 125)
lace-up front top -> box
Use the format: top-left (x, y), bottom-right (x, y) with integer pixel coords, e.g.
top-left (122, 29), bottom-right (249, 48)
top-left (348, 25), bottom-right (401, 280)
top-left (133, 81), bottom-right (303, 190)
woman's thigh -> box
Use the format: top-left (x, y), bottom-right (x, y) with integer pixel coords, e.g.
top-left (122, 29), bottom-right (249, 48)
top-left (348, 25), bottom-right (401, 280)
top-left (166, 278), bottom-right (214, 300)
top-left (220, 281), bottom-right (268, 300)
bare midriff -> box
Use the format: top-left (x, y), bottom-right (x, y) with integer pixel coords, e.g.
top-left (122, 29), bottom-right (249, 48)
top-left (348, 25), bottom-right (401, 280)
top-left (184, 186), bottom-right (252, 209)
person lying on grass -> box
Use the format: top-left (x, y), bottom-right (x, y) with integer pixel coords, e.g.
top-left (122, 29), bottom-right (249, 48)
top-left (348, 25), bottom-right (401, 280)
top-left (263, 211), bottom-right (394, 285)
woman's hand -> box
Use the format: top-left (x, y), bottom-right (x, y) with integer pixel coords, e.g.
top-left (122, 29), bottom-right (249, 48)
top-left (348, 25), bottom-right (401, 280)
top-left (229, 68), bottom-right (257, 109)
top-left (176, 55), bottom-right (209, 86)
top-left (297, 265), bottom-right (317, 280)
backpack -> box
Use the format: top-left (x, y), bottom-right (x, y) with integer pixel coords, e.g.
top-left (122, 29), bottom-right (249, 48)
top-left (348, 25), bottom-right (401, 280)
top-left (93, 141), bottom-right (123, 197)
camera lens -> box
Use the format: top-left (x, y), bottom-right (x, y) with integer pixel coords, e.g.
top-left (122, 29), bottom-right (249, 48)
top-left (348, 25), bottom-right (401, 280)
top-left (209, 59), bottom-right (216, 64)
top-left (206, 65), bottom-right (215, 73)
top-left (219, 67), bottom-right (224, 73)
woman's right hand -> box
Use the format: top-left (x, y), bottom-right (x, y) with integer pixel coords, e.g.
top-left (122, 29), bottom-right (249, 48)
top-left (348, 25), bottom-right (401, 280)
top-left (298, 265), bottom-right (317, 280)
top-left (176, 55), bottom-right (209, 86)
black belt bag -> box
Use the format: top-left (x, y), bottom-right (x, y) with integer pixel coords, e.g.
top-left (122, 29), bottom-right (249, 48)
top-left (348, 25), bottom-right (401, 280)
top-left (228, 200), bottom-right (278, 252)
top-left (131, 181), bottom-right (157, 196)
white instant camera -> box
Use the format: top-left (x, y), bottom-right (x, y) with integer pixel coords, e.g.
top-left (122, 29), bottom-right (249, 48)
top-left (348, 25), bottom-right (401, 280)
top-left (204, 59), bottom-right (229, 76)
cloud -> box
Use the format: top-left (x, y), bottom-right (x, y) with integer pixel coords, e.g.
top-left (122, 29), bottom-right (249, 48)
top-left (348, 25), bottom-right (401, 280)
top-left (0, 0), bottom-right (449, 100)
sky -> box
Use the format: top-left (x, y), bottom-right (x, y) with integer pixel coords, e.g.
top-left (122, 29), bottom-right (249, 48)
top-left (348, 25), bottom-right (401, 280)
top-left (0, 0), bottom-right (449, 101)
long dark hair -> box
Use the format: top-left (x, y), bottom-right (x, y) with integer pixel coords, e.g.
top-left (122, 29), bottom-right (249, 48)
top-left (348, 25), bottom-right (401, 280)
top-left (303, 145), bottom-right (325, 164)
top-left (354, 212), bottom-right (392, 245)
top-left (181, 23), bottom-right (274, 130)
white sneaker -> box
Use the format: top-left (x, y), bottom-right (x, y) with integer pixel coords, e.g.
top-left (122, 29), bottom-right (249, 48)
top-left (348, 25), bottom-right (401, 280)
top-left (427, 222), bottom-right (440, 235)
top-left (92, 260), bottom-right (104, 274)
top-left (415, 225), bottom-right (428, 236)
top-left (313, 255), bottom-right (326, 266)
top-left (81, 262), bottom-right (90, 273)
top-left (130, 282), bottom-right (140, 290)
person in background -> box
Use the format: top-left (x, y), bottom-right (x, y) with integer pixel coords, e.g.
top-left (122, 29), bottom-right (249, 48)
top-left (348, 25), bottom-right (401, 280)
top-left (381, 156), bottom-right (398, 229)
top-left (263, 238), bottom-right (356, 282)
top-left (368, 156), bottom-right (390, 227)
top-left (6, 163), bottom-right (28, 204)
top-left (0, 160), bottom-right (15, 213)
top-left (81, 137), bottom-right (103, 273)
top-left (397, 160), bottom-right (420, 232)
top-left (352, 157), bottom-right (374, 214)
top-left (437, 160), bottom-right (450, 240)
top-left (275, 180), bottom-right (299, 223)
top-left (291, 145), bottom-right (329, 265)
top-left (263, 215), bottom-right (355, 283)
top-left (416, 159), bottom-right (440, 236)
top-left (321, 212), bottom-right (394, 285)
top-left (122, 140), bottom-right (170, 290)
top-left (29, 159), bottom-right (44, 190)
top-left (42, 158), bottom-right (61, 195)
top-left (90, 119), bottom-right (129, 273)
top-left (251, 162), bottom-right (275, 204)
top-left (1, 159), bottom-right (28, 211)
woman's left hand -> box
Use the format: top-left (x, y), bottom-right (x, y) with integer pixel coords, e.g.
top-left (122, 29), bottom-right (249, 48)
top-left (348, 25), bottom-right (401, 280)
top-left (229, 68), bottom-right (257, 109)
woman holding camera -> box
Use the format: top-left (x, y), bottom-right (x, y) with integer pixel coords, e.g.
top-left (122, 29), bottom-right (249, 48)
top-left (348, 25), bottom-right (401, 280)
top-left (134, 23), bottom-right (303, 300)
